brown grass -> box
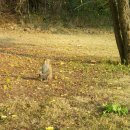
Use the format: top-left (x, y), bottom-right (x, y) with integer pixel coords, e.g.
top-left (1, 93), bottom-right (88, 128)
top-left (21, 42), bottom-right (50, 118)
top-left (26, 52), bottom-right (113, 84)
top-left (0, 28), bottom-right (130, 130)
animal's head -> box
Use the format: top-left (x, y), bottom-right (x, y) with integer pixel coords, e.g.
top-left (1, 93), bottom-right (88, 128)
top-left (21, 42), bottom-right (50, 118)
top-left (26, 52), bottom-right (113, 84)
top-left (44, 59), bottom-right (51, 64)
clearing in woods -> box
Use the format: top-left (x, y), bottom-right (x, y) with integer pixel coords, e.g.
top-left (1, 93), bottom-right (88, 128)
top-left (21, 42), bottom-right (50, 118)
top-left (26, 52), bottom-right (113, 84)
top-left (0, 28), bottom-right (130, 129)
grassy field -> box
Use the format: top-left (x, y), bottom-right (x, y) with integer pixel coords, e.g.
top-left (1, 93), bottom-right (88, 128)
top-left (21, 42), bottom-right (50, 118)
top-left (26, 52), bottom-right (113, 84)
top-left (0, 28), bottom-right (130, 130)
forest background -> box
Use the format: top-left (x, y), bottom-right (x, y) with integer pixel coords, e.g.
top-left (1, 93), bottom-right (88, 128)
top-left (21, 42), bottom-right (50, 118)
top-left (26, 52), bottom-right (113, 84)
top-left (0, 0), bottom-right (111, 28)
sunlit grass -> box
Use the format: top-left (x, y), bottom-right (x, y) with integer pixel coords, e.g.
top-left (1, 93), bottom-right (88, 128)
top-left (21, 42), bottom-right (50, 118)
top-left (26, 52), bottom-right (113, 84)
top-left (0, 29), bottom-right (129, 129)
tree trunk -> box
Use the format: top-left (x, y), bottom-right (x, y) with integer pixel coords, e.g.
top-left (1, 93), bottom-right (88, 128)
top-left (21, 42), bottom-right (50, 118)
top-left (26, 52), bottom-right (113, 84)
top-left (109, 0), bottom-right (126, 64)
top-left (109, 0), bottom-right (130, 65)
top-left (118, 0), bottom-right (130, 64)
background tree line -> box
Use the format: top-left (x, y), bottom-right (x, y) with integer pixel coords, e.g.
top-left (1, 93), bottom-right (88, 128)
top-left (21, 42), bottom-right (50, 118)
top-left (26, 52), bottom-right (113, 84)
top-left (0, 0), bottom-right (111, 27)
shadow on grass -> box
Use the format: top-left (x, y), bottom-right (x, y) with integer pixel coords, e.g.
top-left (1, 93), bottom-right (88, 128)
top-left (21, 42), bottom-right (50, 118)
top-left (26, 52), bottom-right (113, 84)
top-left (21, 76), bottom-right (39, 81)
top-left (10, 74), bottom-right (39, 81)
top-left (0, 38), bottom-right (16, 48)
top-left (0, 37), bottom-right (36, 47)
top-left (0, 47), bottom-right (120, 65)
top-left (0, 37), bottom-right (120, 65)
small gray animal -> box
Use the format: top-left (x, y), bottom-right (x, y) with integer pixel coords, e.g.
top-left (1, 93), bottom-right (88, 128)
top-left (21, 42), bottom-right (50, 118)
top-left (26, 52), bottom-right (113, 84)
top-left (38, 59), bottom-right (52, 81)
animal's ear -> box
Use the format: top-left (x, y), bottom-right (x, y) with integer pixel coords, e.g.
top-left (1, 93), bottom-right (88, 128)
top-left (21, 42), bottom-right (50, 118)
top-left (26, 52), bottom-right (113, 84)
top-left (44, 59), bottom-right (46, 63)
top-left (48, 59), bottom-right (51, 63)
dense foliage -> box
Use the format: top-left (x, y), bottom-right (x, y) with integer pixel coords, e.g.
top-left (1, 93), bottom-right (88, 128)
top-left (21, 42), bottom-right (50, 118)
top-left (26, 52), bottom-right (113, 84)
top-left (0, 0), bottom-right (111, 27)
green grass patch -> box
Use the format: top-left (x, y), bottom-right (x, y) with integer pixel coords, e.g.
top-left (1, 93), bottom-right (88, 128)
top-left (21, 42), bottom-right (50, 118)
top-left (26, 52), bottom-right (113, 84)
top-left (102, 103), bottom-right (129, 116)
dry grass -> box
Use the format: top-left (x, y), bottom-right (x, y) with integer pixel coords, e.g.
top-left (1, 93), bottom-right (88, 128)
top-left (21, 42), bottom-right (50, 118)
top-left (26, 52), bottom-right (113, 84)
top-left (0, 28), bottom-right (130, 130)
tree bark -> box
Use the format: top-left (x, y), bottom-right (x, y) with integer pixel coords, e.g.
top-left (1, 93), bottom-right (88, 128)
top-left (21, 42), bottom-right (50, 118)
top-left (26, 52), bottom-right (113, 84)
top-left (109, 0), bottom-right (130, 65)
top-left (117, 0), bottom-right (130, 64)
top-left (109, 0), bottom-right (126, 64)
